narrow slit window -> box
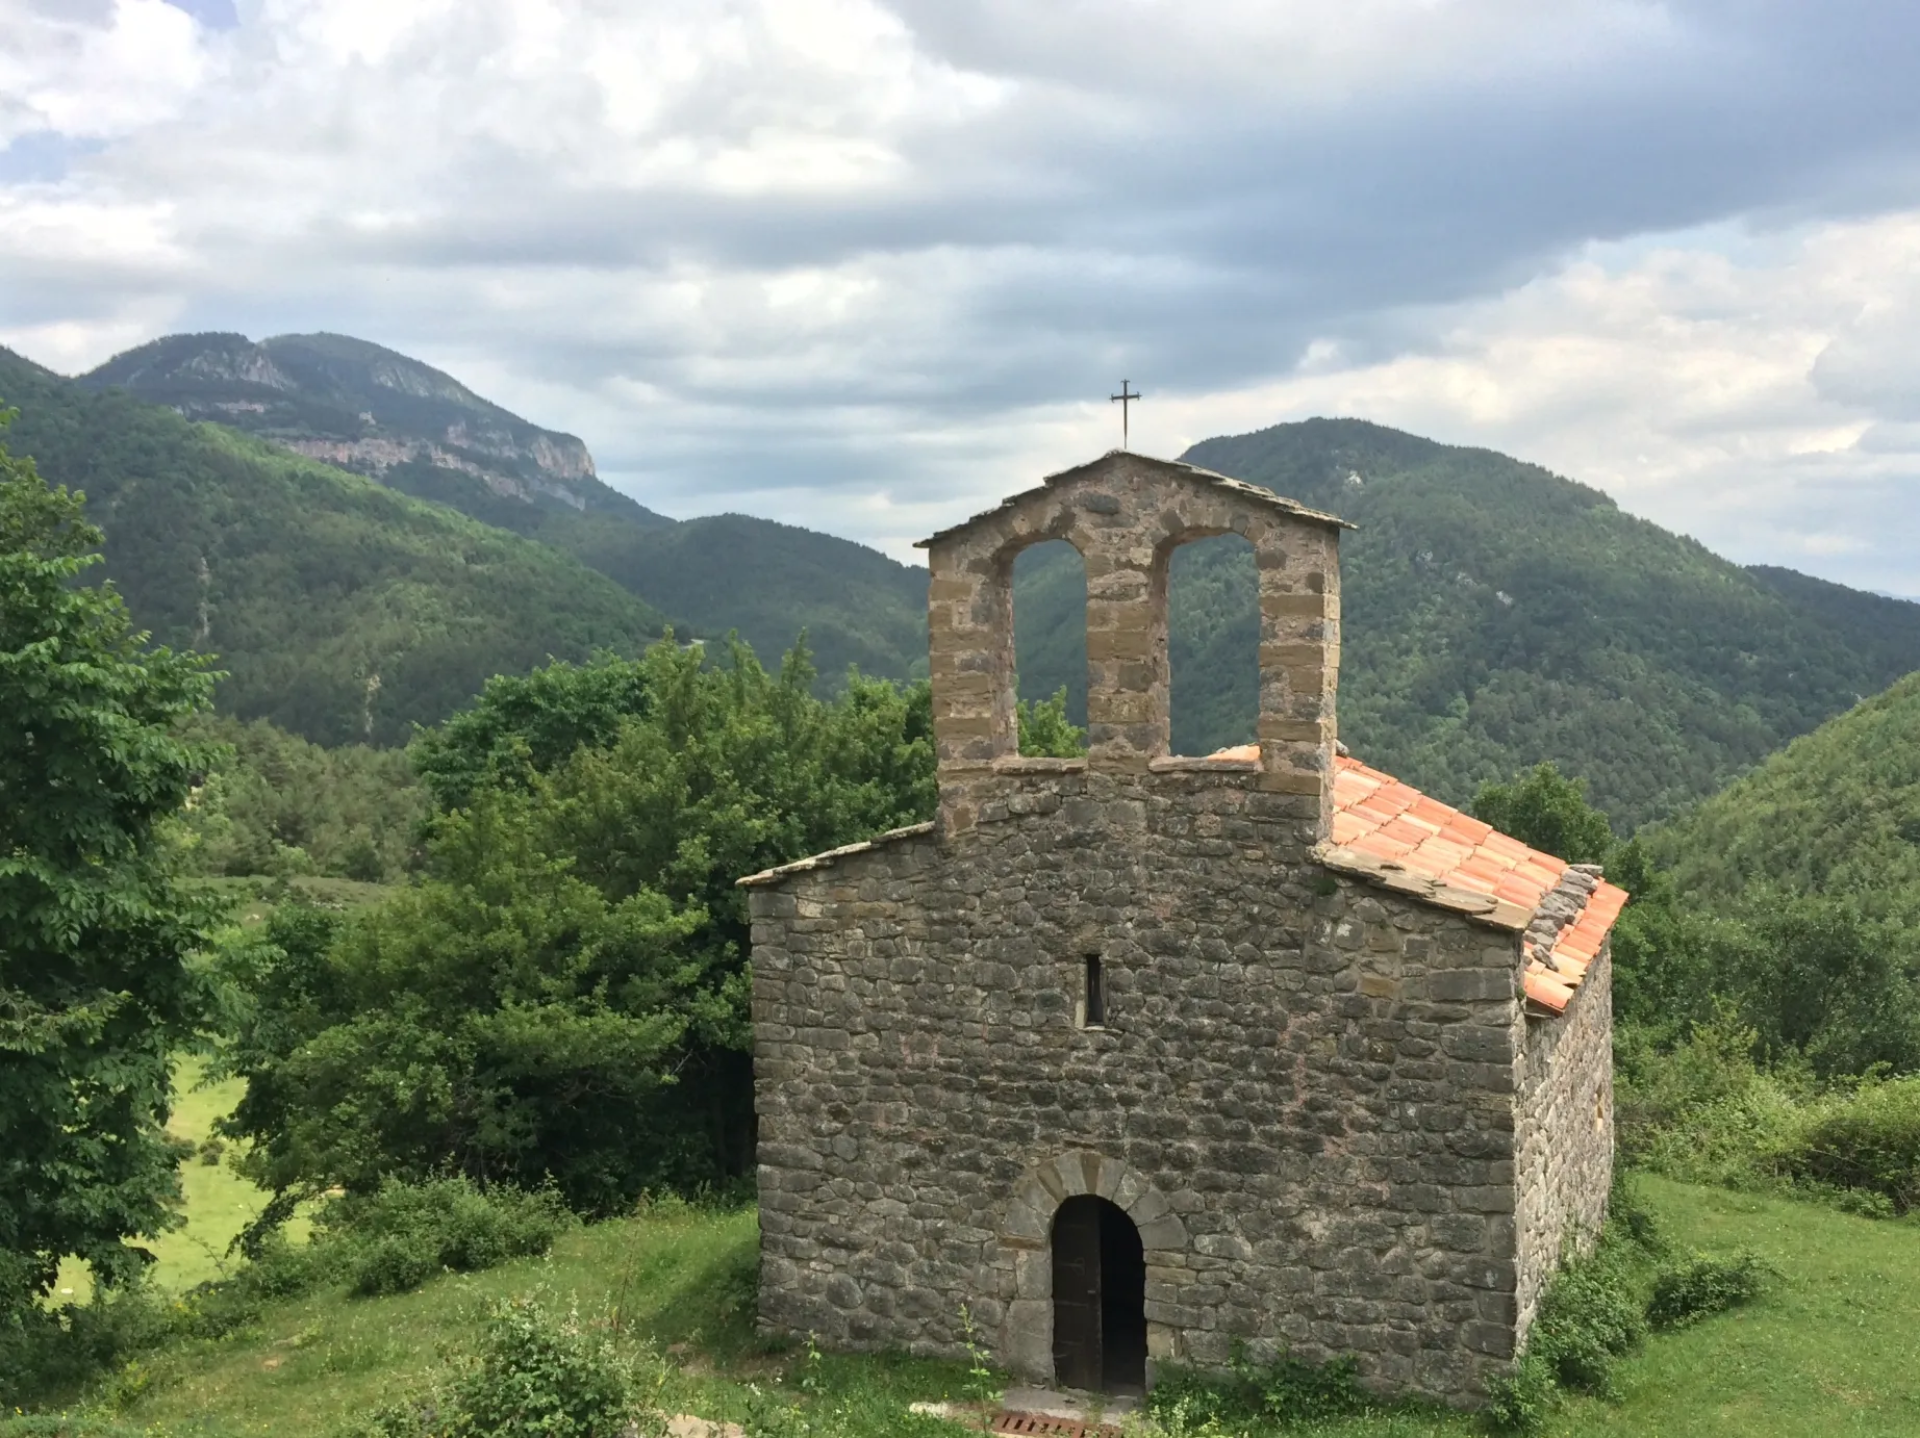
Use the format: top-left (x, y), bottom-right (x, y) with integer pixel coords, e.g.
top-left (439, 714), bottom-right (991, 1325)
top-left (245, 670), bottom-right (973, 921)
top-left (1083, 955), bottom-right (1106, 1028)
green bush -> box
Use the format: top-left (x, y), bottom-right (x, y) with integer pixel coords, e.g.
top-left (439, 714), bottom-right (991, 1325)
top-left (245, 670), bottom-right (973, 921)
top-left (348, 1294), bottom-right (658, 1438)
top-left (321, 1178), bottom-right (572, 1298)
top-left (1524, 1245), bottom-right (1645, 1399)
top-left (1623, 1020), bottom-right (1920, 1216)
top-left (1777, 1075), bottom-right (1920, 1214)
top-left (1647, 1251), bottom-right (1770, 1329)
top-left (1485, 1351), bottom-right (1557, 1436)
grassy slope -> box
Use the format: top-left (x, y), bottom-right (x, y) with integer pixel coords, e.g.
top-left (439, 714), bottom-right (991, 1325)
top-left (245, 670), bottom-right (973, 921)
top-left (1648, 670), bottom-right (1920, 917)
top-left (73, 1177), bottom-right (1920, 1437)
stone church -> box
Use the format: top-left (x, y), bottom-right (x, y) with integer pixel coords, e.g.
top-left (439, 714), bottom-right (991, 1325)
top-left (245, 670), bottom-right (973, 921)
top-left (739, 451), bottom-right (1623, 1406)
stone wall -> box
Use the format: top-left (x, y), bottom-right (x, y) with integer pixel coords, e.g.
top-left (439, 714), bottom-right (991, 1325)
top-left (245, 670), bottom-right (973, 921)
top-left (749, 766), bottom-right (1537, 1406)
top-left (1512, 946), bottom-right (1615, 1337)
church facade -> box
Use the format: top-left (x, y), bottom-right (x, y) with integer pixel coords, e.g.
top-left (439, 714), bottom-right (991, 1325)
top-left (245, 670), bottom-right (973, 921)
top-left (739, 451), bottom-right (1621, 1406)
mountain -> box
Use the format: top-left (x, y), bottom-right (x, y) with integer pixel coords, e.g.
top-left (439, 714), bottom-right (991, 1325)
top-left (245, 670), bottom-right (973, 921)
top-left (80, 331), bottom-right (665, 527)
top-left (1010, 419), bottom-right (1920, 828)
top-left (1646, 670), bottom-right (1920, 918)
top-left (545, 511), bottom-right (929, 681)
top-left (0, 346), bottom-right (668, 746)
top-left (30, 328), bottom-right (1920, 828)
top-left (80, 331), bottom-right (931, 684)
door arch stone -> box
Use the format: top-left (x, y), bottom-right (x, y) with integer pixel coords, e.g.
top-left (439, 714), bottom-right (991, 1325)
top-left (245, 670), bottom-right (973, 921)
top-left (993, 1150), bottom-right (1189, 1385)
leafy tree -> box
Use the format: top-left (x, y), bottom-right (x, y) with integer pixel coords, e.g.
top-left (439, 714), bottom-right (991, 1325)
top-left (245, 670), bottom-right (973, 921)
top-left (1701, 895), bottom-right (1920, 1077)
top-left (171, 713), bottom-right (424, 881)
top-left (220, 639), bottom-right (937, 1210)
top-left (1017, 686), bottom-right (1087, 758)
top-left (0, 415), bottom-right (221, 1311)
top-left (1471, 762), bottom-right (1615, 865)
top-left (410, 651), bottom-right (657, 813)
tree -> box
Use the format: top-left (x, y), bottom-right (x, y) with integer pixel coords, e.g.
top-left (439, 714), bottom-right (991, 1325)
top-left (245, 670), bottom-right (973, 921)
top-left (1018, 687), bottom-right (1088, 758)
top-left (0, 412), bottom-right (220, 1311)
top-left (221, 639), bottom-right (938, 1210)
top-left (1470, 762), bottom-right (1614, 865)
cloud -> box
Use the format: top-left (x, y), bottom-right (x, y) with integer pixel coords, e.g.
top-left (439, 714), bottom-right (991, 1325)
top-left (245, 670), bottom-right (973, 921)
top-left (1153, 215), bottom-right (1920, 596)
top-left (1, 0), bottom-right (1919, 586)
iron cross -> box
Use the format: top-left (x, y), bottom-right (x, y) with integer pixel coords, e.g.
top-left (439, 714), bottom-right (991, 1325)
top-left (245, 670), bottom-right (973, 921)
top-left (1110, 379), bottom-right (1140, 450)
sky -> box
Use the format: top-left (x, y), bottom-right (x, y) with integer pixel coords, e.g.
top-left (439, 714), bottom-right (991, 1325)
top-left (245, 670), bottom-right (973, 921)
top-left (4, 1), bottom-right (1920, 591)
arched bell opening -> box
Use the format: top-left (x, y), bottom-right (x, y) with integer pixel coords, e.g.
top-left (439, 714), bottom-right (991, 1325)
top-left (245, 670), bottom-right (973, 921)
top-left (1051, 1194), bottom-right (1147, 1395)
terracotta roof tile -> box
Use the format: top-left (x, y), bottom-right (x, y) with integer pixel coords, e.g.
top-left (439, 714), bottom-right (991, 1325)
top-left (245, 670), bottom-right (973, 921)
top-left (1318, 754), bottom-right (1631, 1018)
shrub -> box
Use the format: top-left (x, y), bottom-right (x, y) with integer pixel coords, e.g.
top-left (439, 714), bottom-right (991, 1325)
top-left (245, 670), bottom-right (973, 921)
top-left (1488, 1227), bottom-right (1647, 1434)
top-left (1525, 1245), bottom-right (1645, 1399)
top-left (320, 1177), bottom-right (571, 1298)
top-left (1647, 1251), bottom-right (1770, 1329)
top-left (1776, 1075), bottom-right (1920, 1214)
top-left (1485, 1351), bottom-right (1557, 1436)
top-left (1619, 1018), bottom-right (1920, 1217)
top-left (0, 1280), bottom-right (184, 1410)
top-left (348, 1294), bottom-right (659, 1438)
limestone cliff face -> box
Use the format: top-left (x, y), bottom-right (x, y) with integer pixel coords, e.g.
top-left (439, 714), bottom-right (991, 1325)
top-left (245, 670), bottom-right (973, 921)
top-left (81, 330), bottom-right (657, 524)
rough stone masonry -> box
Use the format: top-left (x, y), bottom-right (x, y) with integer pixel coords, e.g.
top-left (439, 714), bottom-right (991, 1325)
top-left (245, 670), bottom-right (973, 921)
top-left (740, 451), bottom-right (1617, 1406)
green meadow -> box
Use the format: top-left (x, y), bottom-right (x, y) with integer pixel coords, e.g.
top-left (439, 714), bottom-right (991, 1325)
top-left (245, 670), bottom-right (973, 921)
top-left (25, 1161), bottom-right (1920, 1438)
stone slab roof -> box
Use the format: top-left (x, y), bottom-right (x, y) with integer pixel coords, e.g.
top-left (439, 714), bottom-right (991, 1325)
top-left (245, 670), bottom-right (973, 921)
top-left (912, 451), bottom-right (1355, 549)
top-left (1316, 754), bottom-right (1629, 1015)
top-left (737, 822), bottom-right (935, 888)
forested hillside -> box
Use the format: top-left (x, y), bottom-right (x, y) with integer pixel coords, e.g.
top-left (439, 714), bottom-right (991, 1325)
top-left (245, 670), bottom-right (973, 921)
top-left (30, 327), bottom-right (1920, 827)
top-left (546, 509), bottom-right (930, 683)
top-left (81, 331), bottom-right (932, 684)
top-left (1012, 420), bottom-right (1920, 826)
top-left (0, 348), bottom-right (668, 745)
top-left (1648, 670), bottom-right (1920, 918)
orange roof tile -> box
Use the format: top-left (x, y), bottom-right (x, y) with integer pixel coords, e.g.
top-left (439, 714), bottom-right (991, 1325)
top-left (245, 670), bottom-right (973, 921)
top-left (1323, 754), bottom-right (1630, 1017)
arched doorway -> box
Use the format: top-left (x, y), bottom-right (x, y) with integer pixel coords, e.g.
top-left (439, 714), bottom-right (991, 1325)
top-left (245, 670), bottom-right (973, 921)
top-left (1051, 1195), bottom-right (1147, 1394)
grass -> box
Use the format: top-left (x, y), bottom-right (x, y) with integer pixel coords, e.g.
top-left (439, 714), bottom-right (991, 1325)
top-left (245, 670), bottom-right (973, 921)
top-left (22, 1175), bottom-right (1914, 1437)
top-left (51, 1059), bottom-right (297, 1307)
top-left (1555, 1177), bottom-right (1920, 1437)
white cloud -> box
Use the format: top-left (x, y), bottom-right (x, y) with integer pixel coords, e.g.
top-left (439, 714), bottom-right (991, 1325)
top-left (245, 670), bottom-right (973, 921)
top-left (1145, 215), bottom-right (1920, 594)
top-left (0, 0), bottom-right (208, 147)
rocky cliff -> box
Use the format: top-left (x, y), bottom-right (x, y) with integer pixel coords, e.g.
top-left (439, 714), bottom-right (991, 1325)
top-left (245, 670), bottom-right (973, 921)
top-left (81, 331), bottom-right (660, 524)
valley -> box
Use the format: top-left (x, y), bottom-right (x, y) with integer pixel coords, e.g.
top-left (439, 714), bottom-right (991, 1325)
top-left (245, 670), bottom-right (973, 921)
top-left (6, 333), bottom-right (1920, 1438)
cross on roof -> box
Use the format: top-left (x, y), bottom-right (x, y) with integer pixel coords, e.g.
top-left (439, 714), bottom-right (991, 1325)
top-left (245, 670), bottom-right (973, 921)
top-left (1110, 379), bottom-right (1140, 450)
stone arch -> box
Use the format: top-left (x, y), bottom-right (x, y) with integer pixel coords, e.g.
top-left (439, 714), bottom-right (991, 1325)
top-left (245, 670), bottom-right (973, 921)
top-left (923, 452), bottom-right (1343, 825)
top-left (993, 1149), bottom-right (1188, 1384)
top-left (1154, 525), bottom-right (1260, 757)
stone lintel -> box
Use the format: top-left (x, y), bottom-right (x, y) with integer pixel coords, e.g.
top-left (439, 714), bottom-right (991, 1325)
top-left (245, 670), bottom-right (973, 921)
top-left (989, 756), bottom-right (1090, 775)
top-left (1147, 755), bottom-right (1261, 774)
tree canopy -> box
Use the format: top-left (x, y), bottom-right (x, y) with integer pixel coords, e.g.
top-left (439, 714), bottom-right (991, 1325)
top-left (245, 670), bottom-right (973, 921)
top-left (219, 642), bottom-right (937, 1211)
top-left (0, 415), bottom-right (222, 1309)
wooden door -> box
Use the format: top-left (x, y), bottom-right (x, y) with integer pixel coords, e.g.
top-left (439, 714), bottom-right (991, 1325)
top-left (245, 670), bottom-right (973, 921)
top-left (1052, 1196), bottom-right (1103, 1390)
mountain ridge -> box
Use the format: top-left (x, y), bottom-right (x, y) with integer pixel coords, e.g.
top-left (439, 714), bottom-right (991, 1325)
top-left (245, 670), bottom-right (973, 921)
top-left (1, 343), bottom-right (670, 745)
top-left (81, 330), bottom-right (665, 526)
top-left (16, 336), bottom-right (1920, 829)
